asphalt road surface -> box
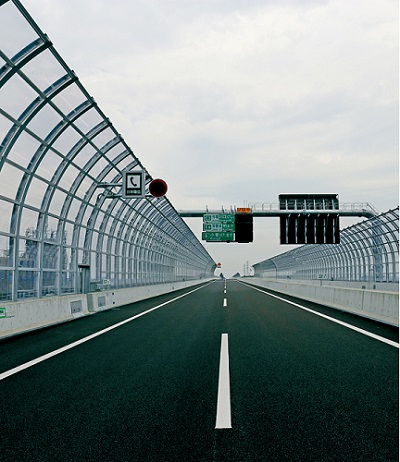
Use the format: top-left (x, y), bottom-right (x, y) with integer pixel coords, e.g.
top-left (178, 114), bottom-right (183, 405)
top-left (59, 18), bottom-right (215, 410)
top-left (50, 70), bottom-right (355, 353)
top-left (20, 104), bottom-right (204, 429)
top-left (0, 279), bottom-right (398, 461)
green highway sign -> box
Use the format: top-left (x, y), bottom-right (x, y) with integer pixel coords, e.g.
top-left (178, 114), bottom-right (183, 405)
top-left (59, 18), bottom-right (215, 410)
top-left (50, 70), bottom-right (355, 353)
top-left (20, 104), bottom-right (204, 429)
top-left (203, 222), bottom-right (235, 232)
top-left (202, 213), bottom-right (235, 241)
top-left (0, 307), bottom-right (6, 318)
top-left (202, 232), bottom-right (234, 242)
top-left (203, 213), bottom-right (235, 223)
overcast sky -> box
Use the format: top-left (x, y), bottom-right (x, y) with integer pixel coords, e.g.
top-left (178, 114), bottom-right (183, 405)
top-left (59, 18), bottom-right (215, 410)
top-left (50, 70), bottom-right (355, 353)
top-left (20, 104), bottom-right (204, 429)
top-left (21, 0), bottom-right (399, 276)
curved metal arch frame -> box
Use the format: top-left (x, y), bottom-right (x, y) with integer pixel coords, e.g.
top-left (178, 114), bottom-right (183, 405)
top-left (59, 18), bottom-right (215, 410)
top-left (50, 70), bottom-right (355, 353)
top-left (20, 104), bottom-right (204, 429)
top-left (253, 208), bottom-right (399, 284)
top-left (0, 1), bottom-right (215, 301)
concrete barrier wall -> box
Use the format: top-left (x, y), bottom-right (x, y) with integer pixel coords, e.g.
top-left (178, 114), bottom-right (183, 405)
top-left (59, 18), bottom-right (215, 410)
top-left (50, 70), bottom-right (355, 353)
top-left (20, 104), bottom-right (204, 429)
top-left (0, 294), bottom-right (90, 339)
top-left (243, 278), bottom-right (399, 326)
top-left (286, 280), bottom-right (399, 292)
top-left (86, 279), bottom-right (214, 313)
top-left (0, 279), bottom-right (214, 339)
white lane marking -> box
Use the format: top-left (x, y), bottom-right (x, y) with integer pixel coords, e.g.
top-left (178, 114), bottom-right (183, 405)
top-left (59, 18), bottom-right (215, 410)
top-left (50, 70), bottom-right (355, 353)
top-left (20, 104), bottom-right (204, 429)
top-left (215, 333), bottom-right (232, 429)
top-left (239, 281), bottom-right (399, 349)
top-left (223, 298), bottom-right (228, 307)
top-left (224, 289), bottom-right (226, 294)
top-left (0, 282), bottom-right (215, 382)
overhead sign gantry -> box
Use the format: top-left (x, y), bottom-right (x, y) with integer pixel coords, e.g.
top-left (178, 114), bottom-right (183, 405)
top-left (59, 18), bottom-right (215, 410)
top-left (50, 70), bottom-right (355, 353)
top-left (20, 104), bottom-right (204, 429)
top-left (179, 194), bottom-right (379, 245)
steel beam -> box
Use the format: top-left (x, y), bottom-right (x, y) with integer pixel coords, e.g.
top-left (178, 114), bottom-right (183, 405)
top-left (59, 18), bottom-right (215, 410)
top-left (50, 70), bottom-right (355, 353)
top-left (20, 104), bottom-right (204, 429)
top-left (178, 209), bottom-right (377, 219)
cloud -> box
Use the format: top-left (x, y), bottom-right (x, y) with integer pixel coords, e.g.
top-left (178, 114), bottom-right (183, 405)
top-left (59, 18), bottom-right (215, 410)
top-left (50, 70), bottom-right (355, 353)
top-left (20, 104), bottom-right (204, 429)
top-left (11, 0), bottom-right (400, 275)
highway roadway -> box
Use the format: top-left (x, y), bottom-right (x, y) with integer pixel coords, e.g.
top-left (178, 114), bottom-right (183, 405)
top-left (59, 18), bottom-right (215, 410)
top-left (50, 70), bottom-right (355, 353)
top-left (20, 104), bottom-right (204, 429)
top-left (0, 279), bottom-right (398, 461)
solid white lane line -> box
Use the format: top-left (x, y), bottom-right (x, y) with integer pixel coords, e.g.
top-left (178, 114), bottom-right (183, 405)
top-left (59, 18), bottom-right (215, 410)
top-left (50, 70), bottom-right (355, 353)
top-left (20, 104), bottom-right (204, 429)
top-left (215, 333), bottom-right (232, 429)
top-left (0, 282), bottom-right (215, 382)
top-left (240, 282), bottom-right (399, 348)
top-left (223, 298), bottom-right (228, 307)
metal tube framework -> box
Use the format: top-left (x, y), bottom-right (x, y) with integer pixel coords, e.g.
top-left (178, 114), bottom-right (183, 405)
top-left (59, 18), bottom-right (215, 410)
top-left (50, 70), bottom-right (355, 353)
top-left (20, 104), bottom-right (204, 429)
top-left (253, 208), bottom-right (399, 283)
top-left (0, 0), bottom-right (216, 301)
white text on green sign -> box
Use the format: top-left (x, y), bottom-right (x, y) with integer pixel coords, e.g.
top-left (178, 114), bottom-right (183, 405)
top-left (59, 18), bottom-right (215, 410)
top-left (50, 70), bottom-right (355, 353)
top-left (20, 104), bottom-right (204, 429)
top-left (203, 214), bottom-right (235, 223)
top-left (202, 232), bottom-right (234, 242)
top-left (203, 222), bottom-right (235, 232)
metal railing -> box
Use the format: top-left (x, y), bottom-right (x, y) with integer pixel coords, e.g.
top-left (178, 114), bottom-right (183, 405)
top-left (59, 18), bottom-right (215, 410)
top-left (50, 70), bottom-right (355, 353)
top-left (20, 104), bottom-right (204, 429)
top-left (248, 202), bottom-right (378, 218)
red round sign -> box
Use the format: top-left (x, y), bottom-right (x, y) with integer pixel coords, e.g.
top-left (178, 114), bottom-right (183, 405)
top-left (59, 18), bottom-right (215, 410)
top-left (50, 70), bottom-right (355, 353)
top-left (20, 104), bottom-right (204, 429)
top-left (149, 178), bottom-right (168, 197)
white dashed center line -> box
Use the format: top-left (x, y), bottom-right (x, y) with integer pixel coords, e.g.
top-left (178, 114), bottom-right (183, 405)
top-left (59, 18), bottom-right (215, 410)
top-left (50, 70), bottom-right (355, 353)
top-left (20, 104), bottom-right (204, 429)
top-left (215, 333), bottom-right (232, 429)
